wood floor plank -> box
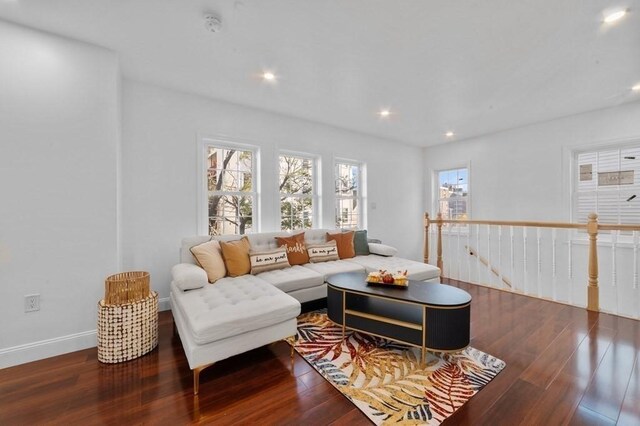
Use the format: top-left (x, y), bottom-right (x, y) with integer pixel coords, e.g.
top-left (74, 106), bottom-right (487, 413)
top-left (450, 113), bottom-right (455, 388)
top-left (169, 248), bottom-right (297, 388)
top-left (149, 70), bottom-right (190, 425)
top-left (2, 282), bottom-right (639, 425)
top-left (577, 319), bottom-right (639, 422)
top-left (520, 321), bottom-right (617, 425)
top-left (618, 351), bottom-right (640, 425)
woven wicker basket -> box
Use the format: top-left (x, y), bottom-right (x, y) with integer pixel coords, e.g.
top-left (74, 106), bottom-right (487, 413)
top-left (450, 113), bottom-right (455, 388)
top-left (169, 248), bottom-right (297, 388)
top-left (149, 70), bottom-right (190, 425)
top-left (97, 291), bottom-right (158, 363)
top-left (104, 271), bottom-right (150, 305)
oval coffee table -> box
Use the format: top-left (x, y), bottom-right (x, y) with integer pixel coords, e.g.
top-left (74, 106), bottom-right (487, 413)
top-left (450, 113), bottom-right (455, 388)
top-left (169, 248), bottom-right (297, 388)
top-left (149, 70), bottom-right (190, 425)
top-left (326, 272), bottom-right (471, 364)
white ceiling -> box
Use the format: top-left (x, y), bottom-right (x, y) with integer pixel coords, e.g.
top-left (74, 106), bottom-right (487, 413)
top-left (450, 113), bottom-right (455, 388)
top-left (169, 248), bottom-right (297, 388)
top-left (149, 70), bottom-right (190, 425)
top-left (1, 0), bottom-right (639, 146)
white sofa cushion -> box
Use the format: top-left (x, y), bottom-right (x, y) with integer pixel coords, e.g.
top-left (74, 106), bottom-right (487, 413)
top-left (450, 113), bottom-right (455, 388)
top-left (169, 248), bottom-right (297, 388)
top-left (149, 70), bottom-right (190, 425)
top-left (256, 265), bottom-right (324, 293)
top-left (346, 255), bottom-right (440, 281)
top-left (302, 259), bottom-right (365, 280)
top-left (368, 243), bottom-right (398, 257)
top-left (171, 275), bottom-right (300, 345)
top-left (171, 263), bottom-right (209, 290)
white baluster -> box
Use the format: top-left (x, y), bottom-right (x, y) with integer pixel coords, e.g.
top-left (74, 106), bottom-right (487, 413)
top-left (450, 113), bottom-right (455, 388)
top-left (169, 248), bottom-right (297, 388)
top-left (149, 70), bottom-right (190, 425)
top-left (476, 224), bottom-right (481, 284)
top-left (612, 230), bottom-right (618, 316)
top-left (635, 231), bottom-right (640, 319)
top-left (536, 227), bottom-right (542, 297)
top-left (510, 226), bottom-right (515, 292)
top-left (612, 230), bottom-right (617, 288)
top-left (456, 224), bottom-right (461, 281)
top-left (568, 236), bottom-right (573, 305)
top-left (498, 226), bottom-right (503, 289)
top-left (634, 231), bottom-right (639, 290)
top-left (467, 225), bottom-right (471, 283)
top-left (487, 224), bottom-right (492, 286)
top-left (523, 228), bottom-right (528, 295)
top-left (552, 228), bottom-right (557, 301)
top-left (447, 224), bottom-right (452, 281)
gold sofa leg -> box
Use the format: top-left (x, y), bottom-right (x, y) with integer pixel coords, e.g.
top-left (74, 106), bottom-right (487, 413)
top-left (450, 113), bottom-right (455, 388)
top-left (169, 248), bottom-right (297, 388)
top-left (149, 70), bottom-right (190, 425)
top-left (193, 363), bottom-right (214, 396)
top-left (285, 335), bottom-right (297, 369)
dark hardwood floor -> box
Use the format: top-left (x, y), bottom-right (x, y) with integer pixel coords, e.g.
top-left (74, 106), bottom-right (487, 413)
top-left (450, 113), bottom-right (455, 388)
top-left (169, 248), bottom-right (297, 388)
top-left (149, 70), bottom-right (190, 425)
top-left (1, 281), bottom-right (639, 425)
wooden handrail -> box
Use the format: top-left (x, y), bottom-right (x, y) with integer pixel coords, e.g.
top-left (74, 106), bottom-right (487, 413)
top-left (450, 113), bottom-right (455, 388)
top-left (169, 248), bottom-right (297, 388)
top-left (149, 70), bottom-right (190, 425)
top-left (424, 212), bottom-right (602, 312)
top-left (437, 219), bottom-right (585, 229)
top-left (597, 224), bottom-right (640, 231)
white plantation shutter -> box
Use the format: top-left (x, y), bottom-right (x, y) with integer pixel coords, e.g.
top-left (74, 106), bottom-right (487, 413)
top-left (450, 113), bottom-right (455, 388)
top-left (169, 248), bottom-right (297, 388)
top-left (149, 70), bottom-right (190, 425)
top-left (575, 145), bottom-right (640, 227)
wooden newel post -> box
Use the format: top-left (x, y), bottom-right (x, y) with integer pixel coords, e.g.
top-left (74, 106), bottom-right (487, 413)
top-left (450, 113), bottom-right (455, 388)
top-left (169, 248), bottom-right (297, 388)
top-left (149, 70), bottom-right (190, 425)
top-left (424, 213), bottom-right (430, 264)
top-left (586, 213), bottom-right (599, 312)
top-left (437, 212), bottom-right (443, 278)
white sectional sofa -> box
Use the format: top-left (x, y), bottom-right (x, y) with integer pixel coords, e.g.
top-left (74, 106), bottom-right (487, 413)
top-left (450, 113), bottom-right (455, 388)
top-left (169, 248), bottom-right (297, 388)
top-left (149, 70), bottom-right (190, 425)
top-left (170, 229), bottom-right (440, 394)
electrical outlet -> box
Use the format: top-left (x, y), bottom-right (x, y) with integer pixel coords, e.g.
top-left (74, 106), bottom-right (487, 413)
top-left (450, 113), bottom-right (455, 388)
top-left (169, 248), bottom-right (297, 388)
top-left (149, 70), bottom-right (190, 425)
top-left (25, 294), bottom-right (40, 312)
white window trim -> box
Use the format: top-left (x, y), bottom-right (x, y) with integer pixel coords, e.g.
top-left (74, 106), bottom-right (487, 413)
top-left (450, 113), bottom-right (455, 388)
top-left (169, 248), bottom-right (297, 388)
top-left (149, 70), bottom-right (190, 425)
top-left (432, 165), bottom-right (471, 218)
top-left (278, 150), bottom-right (321, 230)
top-left (334, 158), bottom-right (367, 229)
top-left (197, 135), bottom-right (261, 235)
top-left (432, 163), bottom-right (471, 234)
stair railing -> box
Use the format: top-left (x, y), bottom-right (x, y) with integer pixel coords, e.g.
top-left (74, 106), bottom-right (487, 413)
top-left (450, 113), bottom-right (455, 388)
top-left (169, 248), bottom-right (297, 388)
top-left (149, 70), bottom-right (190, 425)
top-left (425, 212), bottom-right (640, 316)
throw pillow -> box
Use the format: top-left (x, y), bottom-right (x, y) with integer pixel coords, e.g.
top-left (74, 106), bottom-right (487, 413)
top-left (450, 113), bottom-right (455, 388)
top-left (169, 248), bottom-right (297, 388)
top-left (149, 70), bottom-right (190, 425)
top-left (368, 243), bottom-right (398, 257)
top-left (275, 232), bottom-right (309, 265)
top-left (353, 230), bottom-right (370, 256)
top-left (171, 263), bottom-right (209, 290)
top-left (250, 247), bottom-right (291, 274)
top-left (307, 240), bottom-right (340, 263)
top-left (326, 231), bottom-right (356, 259)
top-left (219, 236), bottom-right (251, 277)
top-left (189, 239), bottom-right (227, 283)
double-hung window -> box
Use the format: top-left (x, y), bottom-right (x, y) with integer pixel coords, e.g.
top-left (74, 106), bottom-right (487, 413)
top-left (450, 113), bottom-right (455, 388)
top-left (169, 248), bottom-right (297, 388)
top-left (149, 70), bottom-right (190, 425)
top-left (435, 167), bottom-right (469, 220)
top-left (574, 144), bottom-right (640, 225)
top-left (279, 153), bottom-right (317, 230)
top-left (335, 160), bottom-right (364, 228)
top-left (206, 144), bottom-right (257, 235)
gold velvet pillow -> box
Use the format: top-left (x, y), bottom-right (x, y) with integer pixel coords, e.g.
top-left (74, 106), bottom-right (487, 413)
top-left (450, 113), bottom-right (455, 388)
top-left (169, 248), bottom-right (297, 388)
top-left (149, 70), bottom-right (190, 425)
top-left (326, 231), bottom-right (356, 259)
top-left (190, 239), bottom-right (226, 283)
top-left (219, 237), bottom-right (251, 277)
top-left (275, 232), bottom-right (309, 265)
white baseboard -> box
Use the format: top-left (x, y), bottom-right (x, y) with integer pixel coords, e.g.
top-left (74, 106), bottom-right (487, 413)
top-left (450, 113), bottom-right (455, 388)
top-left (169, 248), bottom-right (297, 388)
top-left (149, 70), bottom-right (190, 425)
top-left (159, 296), bottom-right (170, 311)
top-left (0, 330), bottom-right (97, 369)
top-left (0, 297), bottom-right (172, 369)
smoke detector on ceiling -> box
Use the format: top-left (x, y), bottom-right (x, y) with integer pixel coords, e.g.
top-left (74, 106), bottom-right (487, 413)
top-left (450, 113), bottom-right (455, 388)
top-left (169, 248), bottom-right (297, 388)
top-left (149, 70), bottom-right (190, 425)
top-left (204, 14), bottom-right (222, 33)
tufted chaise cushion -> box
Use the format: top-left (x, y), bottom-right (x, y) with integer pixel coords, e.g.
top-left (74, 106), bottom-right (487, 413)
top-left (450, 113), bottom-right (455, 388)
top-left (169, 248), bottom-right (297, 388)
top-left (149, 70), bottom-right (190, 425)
top-left (172, 275), bottom-right (300, 345)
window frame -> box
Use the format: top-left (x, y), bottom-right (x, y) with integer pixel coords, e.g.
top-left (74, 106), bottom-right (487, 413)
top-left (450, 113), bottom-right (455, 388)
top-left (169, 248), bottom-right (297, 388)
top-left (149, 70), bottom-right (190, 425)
top-left (197, 136), bottom-right (260, 236)
top-left (334, 158), bottom-right (366, 229)
top-left (278, 150), bottom-right (320, 231)
top-left (571, 139), bottom-right (640, 238)
top-left (432, 165), bottom-right (471, 232)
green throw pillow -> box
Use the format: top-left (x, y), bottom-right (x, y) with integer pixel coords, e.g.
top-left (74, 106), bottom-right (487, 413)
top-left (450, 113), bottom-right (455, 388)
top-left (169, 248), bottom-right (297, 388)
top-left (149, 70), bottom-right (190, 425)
top-left (354, 230), bottom-right (370, 256)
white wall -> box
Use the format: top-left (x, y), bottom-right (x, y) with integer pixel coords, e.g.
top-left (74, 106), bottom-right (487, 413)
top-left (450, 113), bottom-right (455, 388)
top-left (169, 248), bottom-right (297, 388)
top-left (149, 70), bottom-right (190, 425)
top-left (121, 80), bottom-right (425, 306)
top-left (0, 21), bottom-right (120, 367)
top-left (423, 101), bottom-right (640, 221)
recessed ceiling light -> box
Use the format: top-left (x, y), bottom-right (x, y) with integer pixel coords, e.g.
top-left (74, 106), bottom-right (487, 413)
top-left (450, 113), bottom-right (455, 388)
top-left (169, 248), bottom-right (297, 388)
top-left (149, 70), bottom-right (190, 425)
top-left (379, 109), bottom-right (391, 118)
top-left (632, 83), bottom-right (640, 92)
top-left (604, 9), bottom-right (627, 23)
top-left (445, 131), bottom-right (455, 137)
top-left (262, 71), bottom-right (276, 82)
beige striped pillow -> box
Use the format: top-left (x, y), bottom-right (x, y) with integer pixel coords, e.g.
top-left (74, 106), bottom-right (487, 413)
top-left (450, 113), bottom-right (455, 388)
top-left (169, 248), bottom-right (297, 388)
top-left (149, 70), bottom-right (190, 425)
top-left (307, 241), bottom-right (340, 263)
top-left (250, 247), bottom-right (291, 274)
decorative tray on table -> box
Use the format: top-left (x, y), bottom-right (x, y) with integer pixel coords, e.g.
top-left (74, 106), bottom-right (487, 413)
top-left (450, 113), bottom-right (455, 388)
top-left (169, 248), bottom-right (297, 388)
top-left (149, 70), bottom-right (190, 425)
top-left (366, 270), bottom-right (409, 289)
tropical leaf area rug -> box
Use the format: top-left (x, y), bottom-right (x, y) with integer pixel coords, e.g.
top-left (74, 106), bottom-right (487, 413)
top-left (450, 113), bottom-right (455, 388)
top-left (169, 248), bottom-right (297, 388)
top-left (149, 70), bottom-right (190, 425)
top-left (290, 310), bottom-right (506, 425)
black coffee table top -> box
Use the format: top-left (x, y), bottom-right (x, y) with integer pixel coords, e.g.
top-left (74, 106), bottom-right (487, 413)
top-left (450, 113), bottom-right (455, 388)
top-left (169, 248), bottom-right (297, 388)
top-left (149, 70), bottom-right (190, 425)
top-left (326, 272), bottom-right (472, 307)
